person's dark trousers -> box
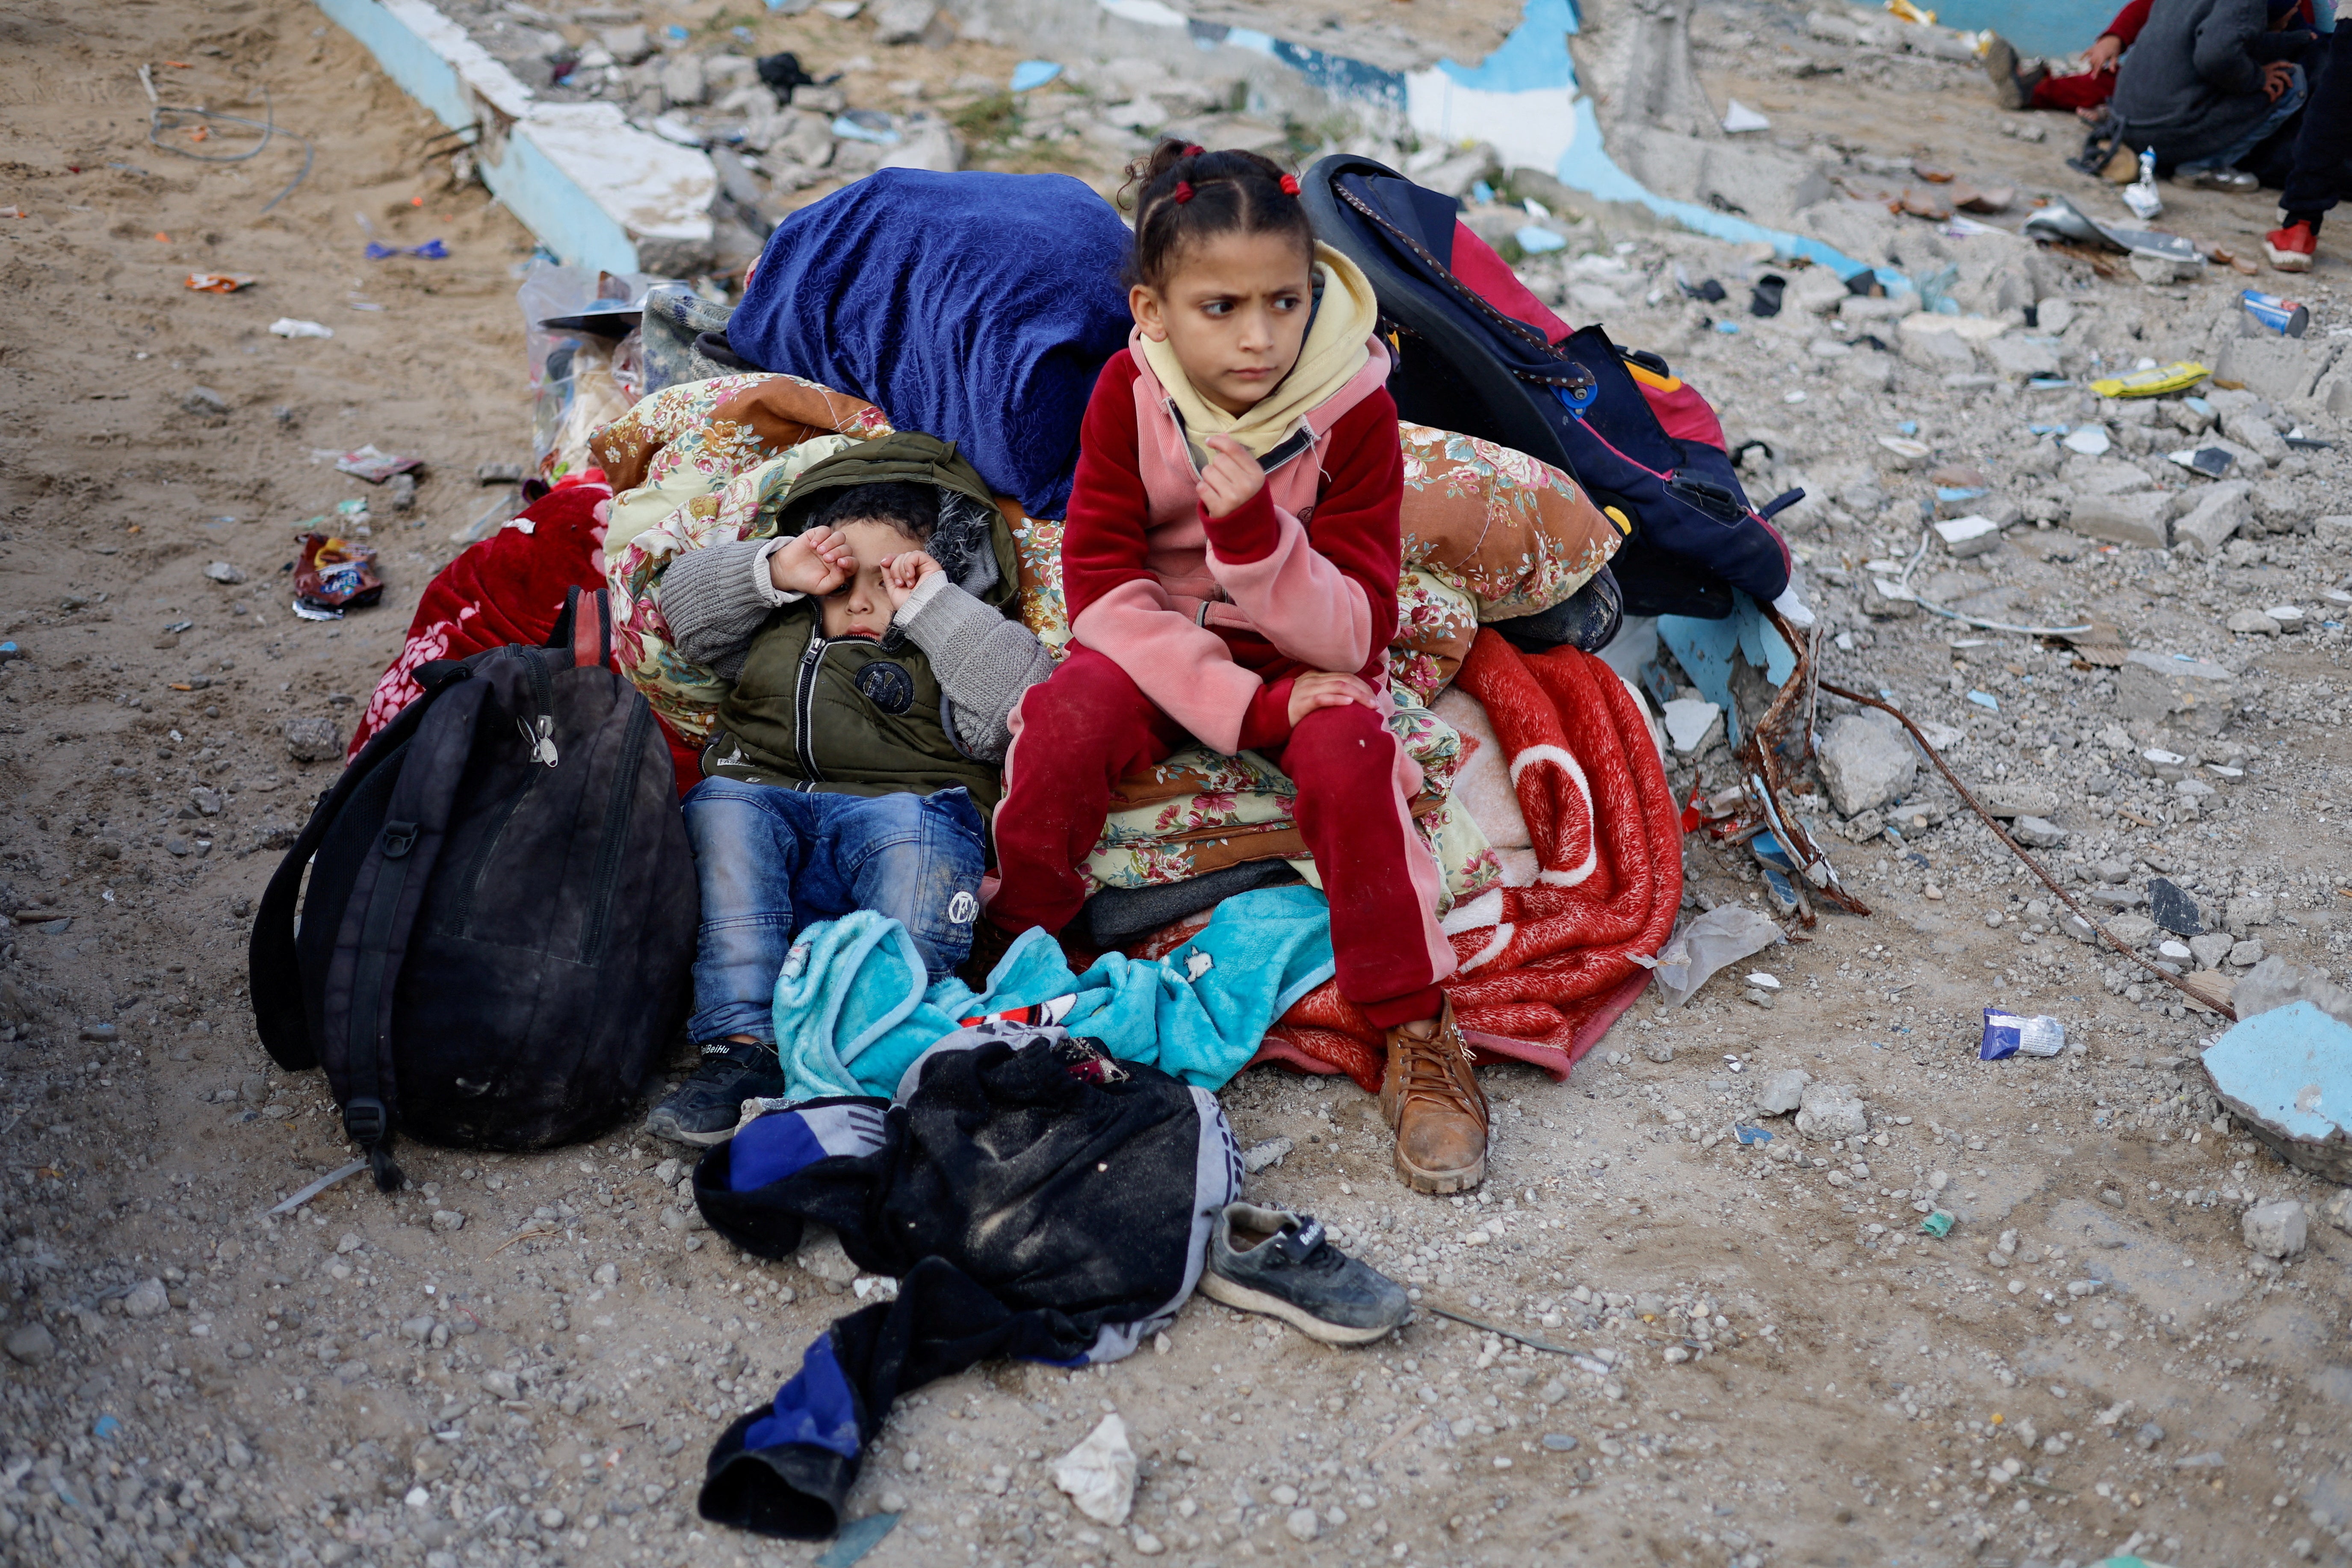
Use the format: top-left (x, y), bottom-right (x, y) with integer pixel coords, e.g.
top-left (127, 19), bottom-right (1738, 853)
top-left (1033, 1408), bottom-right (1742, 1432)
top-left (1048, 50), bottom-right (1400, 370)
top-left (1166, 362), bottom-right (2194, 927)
top-left (2281, 27), bottom-right (2352, 222)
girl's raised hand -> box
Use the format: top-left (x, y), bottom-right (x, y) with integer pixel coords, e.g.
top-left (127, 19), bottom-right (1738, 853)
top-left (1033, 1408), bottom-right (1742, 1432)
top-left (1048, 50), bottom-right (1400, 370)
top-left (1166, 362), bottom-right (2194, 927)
top-left (881, 550), bottom-right (942, 611)
top-left (1197, 432), bottom-right (1266, 521)
top-left (1286, 670), bottom-right (1378, 726)
top-left (770, 526), bottom-right (856, 596)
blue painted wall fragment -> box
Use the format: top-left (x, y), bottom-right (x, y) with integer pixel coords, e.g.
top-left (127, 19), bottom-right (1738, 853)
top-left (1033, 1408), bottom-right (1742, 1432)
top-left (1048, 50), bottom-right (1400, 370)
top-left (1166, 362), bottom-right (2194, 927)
top-left (1656, 592), bottom-right (1795, 747)
top-left (2204, 1001), bottom-right (2351, 1146)
top-left (1931, 0), bottom-right (2115, 59)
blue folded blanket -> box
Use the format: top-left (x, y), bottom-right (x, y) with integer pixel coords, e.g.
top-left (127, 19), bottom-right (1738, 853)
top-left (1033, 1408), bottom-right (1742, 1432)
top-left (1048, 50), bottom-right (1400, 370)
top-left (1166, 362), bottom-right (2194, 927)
top-left (726, 168), bottom-right (1133, 520)
top-left (771, 886), bottom-right (1339, 1102)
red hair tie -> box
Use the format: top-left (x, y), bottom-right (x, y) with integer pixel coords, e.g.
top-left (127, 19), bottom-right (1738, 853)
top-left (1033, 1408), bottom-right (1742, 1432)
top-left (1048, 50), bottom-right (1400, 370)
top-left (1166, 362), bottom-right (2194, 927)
top-left (1279, 173), bottom-right (1300, 196)
top-left (1182, 144), bottom-right (1204, 157)
top-left (1173, 180), bottom-right (1194, 204)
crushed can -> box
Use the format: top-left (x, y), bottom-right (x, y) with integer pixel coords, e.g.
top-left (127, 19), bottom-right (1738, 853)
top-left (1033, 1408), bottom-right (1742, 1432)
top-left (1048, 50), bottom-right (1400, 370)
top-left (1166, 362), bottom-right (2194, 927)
top-left (2241, 289), bottom-right (2310, 338)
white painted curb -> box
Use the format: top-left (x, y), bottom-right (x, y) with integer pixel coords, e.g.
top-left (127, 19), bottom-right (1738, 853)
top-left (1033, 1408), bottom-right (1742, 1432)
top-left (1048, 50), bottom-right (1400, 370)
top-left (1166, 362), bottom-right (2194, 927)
top-left (317, 0), bottom-right (715, 275)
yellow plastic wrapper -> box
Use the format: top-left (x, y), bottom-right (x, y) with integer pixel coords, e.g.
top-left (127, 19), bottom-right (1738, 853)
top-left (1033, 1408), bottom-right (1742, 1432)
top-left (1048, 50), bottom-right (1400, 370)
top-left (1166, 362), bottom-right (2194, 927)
top-left (2089, 361), bottom-right (2208, 399)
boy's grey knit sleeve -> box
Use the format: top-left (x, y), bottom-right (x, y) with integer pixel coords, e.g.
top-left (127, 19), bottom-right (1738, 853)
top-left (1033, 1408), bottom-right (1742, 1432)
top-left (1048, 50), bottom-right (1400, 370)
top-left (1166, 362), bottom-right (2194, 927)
top-left (655, 539), bottom-right (788, 682)
top-left (893, 579), bottom-right (1057, 763)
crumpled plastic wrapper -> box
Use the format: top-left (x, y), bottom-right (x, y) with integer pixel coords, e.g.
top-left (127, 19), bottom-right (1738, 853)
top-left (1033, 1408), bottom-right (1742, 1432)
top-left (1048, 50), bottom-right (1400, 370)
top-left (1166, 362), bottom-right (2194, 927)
top-left (293, 532), bottom-right (383, 616)
top-left (1647, 905), bottom-right (1788, 1008)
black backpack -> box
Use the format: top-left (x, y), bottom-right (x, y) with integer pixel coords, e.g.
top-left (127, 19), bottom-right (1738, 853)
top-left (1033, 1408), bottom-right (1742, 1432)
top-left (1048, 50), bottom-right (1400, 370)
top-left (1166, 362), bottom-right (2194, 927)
top-left (248, 588), bottom-right (697, 1189)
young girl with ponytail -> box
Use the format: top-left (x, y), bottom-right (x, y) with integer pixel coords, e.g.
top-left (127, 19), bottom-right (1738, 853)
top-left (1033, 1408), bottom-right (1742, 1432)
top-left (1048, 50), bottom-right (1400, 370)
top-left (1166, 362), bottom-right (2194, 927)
top-left (988, 140), bottom-right (1489, 1194)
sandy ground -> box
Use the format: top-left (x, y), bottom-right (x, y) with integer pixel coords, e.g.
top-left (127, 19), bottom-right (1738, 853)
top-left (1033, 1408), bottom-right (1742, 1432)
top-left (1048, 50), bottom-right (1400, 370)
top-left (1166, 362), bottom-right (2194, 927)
top-left (3, 5), bottom-right (2352, 1568)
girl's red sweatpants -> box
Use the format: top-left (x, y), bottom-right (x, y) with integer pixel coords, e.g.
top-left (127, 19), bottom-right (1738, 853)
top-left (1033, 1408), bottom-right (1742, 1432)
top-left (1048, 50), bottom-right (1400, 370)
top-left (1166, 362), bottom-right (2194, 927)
top-left (989, 646), bottom-right (1456, 1028)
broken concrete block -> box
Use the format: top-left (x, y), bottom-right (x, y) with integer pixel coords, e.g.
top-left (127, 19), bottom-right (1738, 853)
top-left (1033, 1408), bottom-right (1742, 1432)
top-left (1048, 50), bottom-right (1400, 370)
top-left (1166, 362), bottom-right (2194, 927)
top-left (1816, 712), bottom-right (1917, 817)
top-left (2172, 480), bottom-right (2256, 557)
top-left (2220, 409), bottom-right (2290, 464)
top-left (2068, 492), bottom-right (2171, 549)
top-left (2188, 931), bottom-right (2235, 969)
top-left (1757, 1068), bottom-right (1810, 1115)
top-left (2214, 331), bottom-right (2339, 405)
top-left (1976, 784), bottom-right (2058, 819)
top-left (2010, 815), bottom-right (2066, 848)
top-left (1933, 515), bottom-right (2002, 557)
top-left (2103, 913), bottom-right (2158, 948)
top-left (1794, 1082), bottom-right (1868, 1140)
top-left (872, 0), bottom-right (940, 43)
top-left (2223, 895), bottom-right (2275, 936)
top-left (2242, 1200), bottom-right (2308, 1258)
top-left (660, 54), bottom-right (707, 107)
top-left (1983, 334), bottom-right (2062, 381)
top-left (2227, 608), bottom-right (2281, 635)
top-left (2115, 650), bottom-right (2238, 734)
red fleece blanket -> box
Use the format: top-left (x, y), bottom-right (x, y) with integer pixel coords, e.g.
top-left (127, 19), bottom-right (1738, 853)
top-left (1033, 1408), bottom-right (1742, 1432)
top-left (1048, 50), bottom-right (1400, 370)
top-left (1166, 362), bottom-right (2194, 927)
top-left (349, 481), bottom-right (703, 792)
top-left (1249, 632), bottom-right (1683, 1092)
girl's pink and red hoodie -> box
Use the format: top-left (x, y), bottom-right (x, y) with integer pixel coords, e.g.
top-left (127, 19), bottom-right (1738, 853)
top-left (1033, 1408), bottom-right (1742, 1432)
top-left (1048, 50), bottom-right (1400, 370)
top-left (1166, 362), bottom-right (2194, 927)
top-left (1060, 331), bottom-right (1404, 755)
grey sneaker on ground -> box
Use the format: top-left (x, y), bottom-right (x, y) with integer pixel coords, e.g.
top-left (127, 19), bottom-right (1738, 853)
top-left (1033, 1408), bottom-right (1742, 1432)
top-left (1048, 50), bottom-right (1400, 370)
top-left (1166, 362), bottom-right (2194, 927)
top-left (1200, 1202), bottom-right (1410, 1345)
top-left (643, 1038), bottom-right (786, 1147)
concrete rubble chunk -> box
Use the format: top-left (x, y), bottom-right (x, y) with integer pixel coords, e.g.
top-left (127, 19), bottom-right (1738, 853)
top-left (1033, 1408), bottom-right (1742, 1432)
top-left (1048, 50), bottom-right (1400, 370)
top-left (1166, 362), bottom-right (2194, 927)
top-left (2241, 1200), bottom-right (2307, 1258)
top-left (2010, 815), bottom-right (2066, 848)
top-left (1816, 712), bottom-right (1917, 817)
top-left (2220, 409), bottom-right (2289, 464)
top-left (2067, 492), bottom-right (2171, 549)
top-left (2226, 608), bottom-right (2281, 635)
top-left (2104, 913), bottom-right (2158, 948)
top-left (600, 24), bottom-right (653, 64)
top-left (124, 1278), bottom-right (170, 1319)
top-left (1975, 784), bottom-right (2058, 819)
top-left (2224, 895), bottom-right (2276, 936)
top-left (2187, 932), bottom-right (2234, 970)
top-left (1794, 1082), bottom-right (1867, 1140)
top-left (1757, 1069), bottom-right (1810, 1116)
top-left (2173, 480), bottom-right (2256, 557)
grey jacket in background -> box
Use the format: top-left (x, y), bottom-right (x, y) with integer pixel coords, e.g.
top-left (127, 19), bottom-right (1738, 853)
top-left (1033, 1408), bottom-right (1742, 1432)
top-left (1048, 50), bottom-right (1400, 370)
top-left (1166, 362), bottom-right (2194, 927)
top-left (657, 538), bottom-right (1056, 762)
top-left (2112, 0), bottom-right (2308, 168)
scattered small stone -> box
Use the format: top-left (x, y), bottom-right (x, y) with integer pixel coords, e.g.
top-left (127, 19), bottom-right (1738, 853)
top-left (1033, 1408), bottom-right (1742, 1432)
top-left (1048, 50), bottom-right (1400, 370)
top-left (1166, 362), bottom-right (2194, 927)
top-left (124, 1278), bottom-right (170, 1319)
top-left (1542, 1432), bottom-right (1579, 1451)
top-left (1642, 1041), bottom-right (1674, 1063)
top-left (4, 1323), bottom-right (56, 1364)
top-left (204, 561), bottom-right (247, 584)
top-left (1242, 1137), bottom-right (1294, 1175)
top-left (283, 716), bottom-right (343, 764)
top-left (183, 386), bottom-right (230, 416)
top-left (1286, 1506), bottom-right (1321, 1541)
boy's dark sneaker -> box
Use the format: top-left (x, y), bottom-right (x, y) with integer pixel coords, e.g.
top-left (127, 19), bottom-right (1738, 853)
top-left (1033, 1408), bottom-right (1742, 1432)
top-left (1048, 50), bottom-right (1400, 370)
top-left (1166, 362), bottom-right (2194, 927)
top-left (1200, 1202), bottom-right (1409, 1345)
top-left (643, 1039), bottom-right (786, 1147)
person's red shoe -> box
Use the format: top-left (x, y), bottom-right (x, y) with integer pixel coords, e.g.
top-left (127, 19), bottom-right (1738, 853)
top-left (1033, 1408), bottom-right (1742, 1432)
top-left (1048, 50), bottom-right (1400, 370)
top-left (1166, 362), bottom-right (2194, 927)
top-left (2264, 222), bottom-right (2317, 272)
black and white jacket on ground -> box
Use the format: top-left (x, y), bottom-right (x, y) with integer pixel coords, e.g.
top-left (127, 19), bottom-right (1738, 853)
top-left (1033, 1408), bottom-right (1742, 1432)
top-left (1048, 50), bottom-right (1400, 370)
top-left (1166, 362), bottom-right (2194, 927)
top-left (689, 1022), bottom-right (1241, 1539)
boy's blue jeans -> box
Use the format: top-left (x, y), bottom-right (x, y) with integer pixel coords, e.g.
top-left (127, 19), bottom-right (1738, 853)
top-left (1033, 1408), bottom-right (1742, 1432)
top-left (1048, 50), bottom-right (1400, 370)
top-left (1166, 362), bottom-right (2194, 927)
top-left (681, 778), bottom-right (985, 1045)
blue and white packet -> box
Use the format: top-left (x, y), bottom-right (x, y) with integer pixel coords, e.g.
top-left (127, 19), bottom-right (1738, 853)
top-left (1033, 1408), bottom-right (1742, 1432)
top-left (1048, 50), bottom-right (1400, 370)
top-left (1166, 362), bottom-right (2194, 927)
top-left (1980, 1008), bottom-right (2065, 1061)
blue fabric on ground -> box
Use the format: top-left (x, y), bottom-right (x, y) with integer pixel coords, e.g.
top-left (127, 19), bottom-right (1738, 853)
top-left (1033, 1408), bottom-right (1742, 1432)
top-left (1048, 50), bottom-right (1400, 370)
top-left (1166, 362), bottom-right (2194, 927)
top-left (769, 886), bottom-right (1337, 1102)
top-left (725, 168), bottom-right (1133, 520)
top-left (743, 1334), bottom-right (863, 1460)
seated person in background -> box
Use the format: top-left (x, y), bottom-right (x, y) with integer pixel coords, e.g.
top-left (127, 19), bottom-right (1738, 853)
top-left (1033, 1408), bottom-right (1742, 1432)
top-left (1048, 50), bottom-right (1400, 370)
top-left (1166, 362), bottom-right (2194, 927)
top-left (643, 461), bottom-right (1057, 1146)
top-left (2113, 0), bottom-right (2314, 190)
top-left (1983, 0), bottom-right (2151, 115)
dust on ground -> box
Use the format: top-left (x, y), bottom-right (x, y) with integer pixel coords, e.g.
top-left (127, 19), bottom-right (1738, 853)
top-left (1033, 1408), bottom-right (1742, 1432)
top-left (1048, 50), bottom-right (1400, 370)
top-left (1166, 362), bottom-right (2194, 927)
top-left (3, 4), bottom-right (2351, 1568)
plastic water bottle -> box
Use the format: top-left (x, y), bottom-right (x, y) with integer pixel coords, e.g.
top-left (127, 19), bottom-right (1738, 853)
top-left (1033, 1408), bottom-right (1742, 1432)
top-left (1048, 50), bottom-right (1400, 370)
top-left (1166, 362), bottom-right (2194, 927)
top-left (2122, 149), bottom-right (2163, 221)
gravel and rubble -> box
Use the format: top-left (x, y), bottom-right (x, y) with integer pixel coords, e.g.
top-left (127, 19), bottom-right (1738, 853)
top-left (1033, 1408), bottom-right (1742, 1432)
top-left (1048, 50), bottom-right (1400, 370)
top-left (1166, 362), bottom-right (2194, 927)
top-left (4, 2), bottom-right (2352, 1568)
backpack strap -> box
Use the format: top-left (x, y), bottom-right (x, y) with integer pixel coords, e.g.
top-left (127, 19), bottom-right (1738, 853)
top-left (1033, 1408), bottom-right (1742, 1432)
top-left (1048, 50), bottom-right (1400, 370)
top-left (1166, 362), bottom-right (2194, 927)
top-left (548, 585), bottom-right (614, 671)
top-left (246, 685), bottom-right (451, 1073)
top-left (319, 673), bottom-right (493, 1190)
